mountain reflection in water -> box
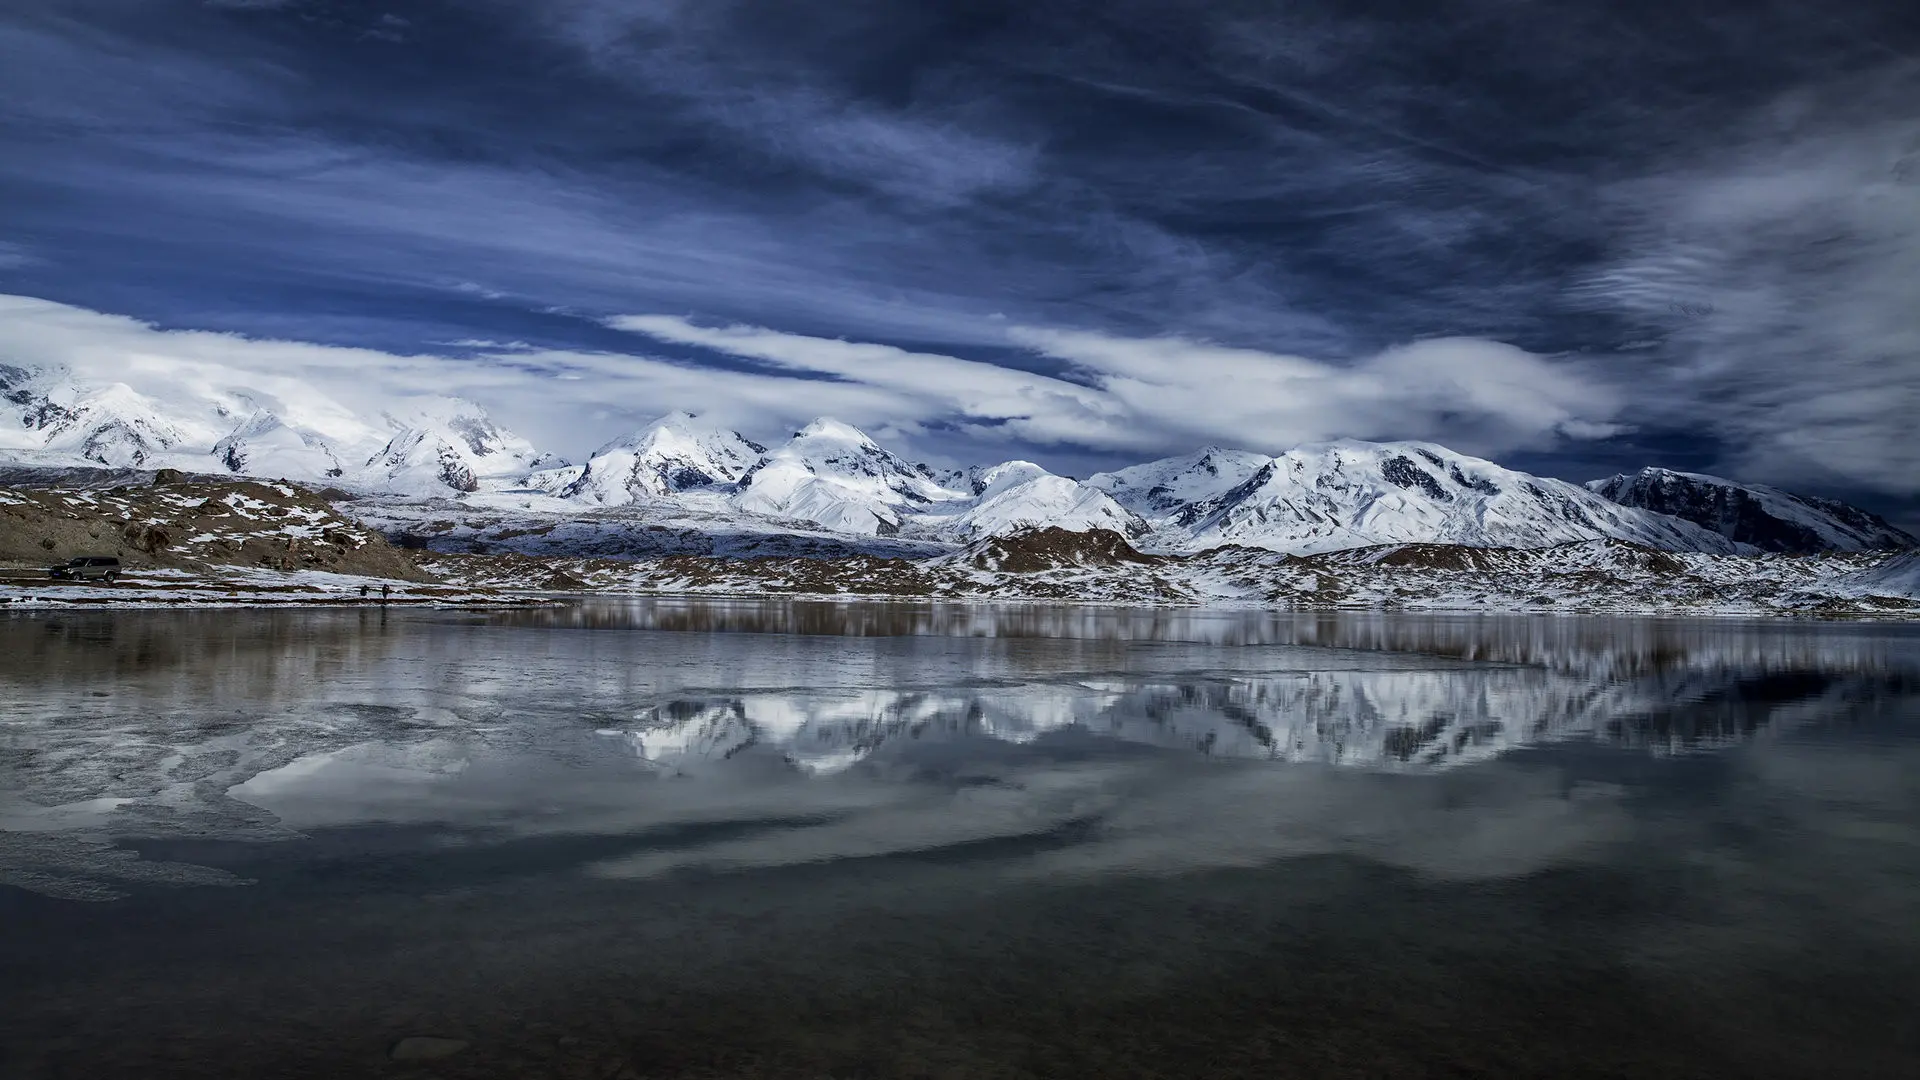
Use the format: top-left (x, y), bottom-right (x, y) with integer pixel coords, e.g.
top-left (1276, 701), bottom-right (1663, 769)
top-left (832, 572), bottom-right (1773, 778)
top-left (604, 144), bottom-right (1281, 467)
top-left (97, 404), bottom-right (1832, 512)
top-left (1, 601), bottom-right (1916, 1079)
top-left (618, 667), bottom-right (1851, 775)
top-left (499, 595), bottom-right (1912, 672)
top-left (495, 597), bottom-right (1913, 771)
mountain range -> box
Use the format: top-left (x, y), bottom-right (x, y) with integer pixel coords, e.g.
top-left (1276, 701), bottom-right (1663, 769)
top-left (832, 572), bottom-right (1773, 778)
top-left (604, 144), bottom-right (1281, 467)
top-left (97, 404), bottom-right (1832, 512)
top-left (2, 361), bottom-right (1911, 557)
top-left (607, 658), bottom-right (1818, 776)
top-left (0, 363), bottom-right (558, 496)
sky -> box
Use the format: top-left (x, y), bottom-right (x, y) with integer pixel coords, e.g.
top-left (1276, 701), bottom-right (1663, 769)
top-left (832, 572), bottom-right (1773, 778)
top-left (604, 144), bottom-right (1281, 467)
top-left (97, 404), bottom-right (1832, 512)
top-left (0, 0), bottom-right (1916, 523)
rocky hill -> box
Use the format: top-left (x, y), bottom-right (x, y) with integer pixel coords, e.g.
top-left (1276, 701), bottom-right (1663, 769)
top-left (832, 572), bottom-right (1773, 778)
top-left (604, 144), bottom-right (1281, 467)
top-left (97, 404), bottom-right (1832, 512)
top-left (0, 472), bottom-right (429, 581)
top-left (423, 531), bottom-right (1918, 617)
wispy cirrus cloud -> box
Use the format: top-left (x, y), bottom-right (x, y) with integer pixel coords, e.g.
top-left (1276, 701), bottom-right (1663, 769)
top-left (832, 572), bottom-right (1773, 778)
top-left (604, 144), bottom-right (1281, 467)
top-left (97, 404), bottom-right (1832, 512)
top-left (524, 0), bottom-right (1044, 207)
top-left (1577, 67), bottom-right (1920, 496)
top-left (0, 295), bottom-right (915, 457)
top-left (1009, 328), bottom-right (1627, 453)
top-left (612, 314), bottom-right (1625, 459)
top-left (5, 294), bottom-right (1620, 468)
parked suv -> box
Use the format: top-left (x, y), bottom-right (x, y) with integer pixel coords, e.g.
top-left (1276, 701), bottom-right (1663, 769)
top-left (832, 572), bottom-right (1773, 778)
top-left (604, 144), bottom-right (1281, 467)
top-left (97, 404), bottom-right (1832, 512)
top-left (49, 556), bottom-right (121, 581)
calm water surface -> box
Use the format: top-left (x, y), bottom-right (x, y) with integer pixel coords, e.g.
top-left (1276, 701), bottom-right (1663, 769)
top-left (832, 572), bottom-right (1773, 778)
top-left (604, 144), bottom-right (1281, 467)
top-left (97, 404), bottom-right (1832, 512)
top-left (2, 600), bottom-right (1917, 1079)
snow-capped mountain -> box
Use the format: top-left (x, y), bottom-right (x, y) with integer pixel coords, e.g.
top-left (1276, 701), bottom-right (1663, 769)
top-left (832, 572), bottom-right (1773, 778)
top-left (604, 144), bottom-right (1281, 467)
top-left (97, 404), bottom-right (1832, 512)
top-left (213, 410), bottom-right (347, 479)
top-left (1, 374), bottom-right (211, 468)
top-left (4, 364), bottom-right (316, 472)
top-left (563, 411), bottom-right (766, 505)
top-left (1096, 440), bottom-right (1745, 555)
top-left (1586, 467), bottom-right (1916, 554)
top-left (3, 359), bottom-right (1906, 558)
top-left (0, 362), bottom-right (556, 495)
top-left (1087, 447), bottom-right (1274, 519)
top-left (933, 461), bottom-right (1147, 541)
top-left (732, 418), bottom-right (964, 535)
top-left (359, 399), bottom-right (560, 495)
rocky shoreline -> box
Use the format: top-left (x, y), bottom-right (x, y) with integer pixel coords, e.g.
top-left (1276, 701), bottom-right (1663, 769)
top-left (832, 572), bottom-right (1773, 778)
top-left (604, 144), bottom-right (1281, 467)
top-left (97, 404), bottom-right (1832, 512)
top-left (2, 475), bottom-right (1914, 618)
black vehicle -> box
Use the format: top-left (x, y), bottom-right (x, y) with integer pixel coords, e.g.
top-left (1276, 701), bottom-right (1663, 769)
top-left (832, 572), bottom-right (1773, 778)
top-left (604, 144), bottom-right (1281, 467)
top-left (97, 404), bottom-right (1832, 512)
top-left (49, 556), bottom-right (121, 581)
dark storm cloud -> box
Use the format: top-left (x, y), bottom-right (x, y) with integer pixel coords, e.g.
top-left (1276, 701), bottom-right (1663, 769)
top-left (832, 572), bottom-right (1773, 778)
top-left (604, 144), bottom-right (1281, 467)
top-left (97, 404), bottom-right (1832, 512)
top-left (0, 0), bottom-right (1915, 511)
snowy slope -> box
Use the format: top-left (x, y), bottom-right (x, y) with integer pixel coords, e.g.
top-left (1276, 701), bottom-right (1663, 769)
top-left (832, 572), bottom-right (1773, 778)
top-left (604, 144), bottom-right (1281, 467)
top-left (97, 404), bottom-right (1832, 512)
top-left (1, 364), bottom-right (87, 458)
top-left (732, 418), bottom-right (964, 535)
top-left (562, 411), bottom-right (766, 504)
top-left (213, 410), bottom-right (347, 479)
top-left (2, 364), bottom-right (372, 473)
top-left (1587, 467), bottom-right (1916, 554)
top-left (521, 463), bottom-right (586, 494)
top-left (21, 382), bottom-right (208, 468)
top-left (0, 363), bottom-right (558, 496)
top-left (1107, 440), bottom-right (1745, 555)
top-left (929, 461), bottom-right (1147, 541)
top-left (973, 460), bottom-right (1051, 496)
top-left (1087, 447), bottom-right (1274, 521)
top-left (358, 398), bottom-right (560, 495)
top-left (1822, 551), bottom-right (1920, 599)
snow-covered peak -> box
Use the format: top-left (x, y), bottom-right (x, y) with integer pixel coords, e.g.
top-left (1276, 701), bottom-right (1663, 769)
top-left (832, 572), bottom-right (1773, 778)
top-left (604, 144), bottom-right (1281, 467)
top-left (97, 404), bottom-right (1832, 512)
top-left (361, 399), bottom-right (553, 495)
top-left (937, 466), bottom-right (1148, 541)
top-left (379, 397), bottom-right (531, 457)
top-left (562, 412), bottom-right (767, 504)
top-left (0, 366), bottom-right (544, 497)
top-left (213, 410), bottom-right (345, 479)
top-left (1089, 446), bottom-right (1275, 519)
top-left (1138, 439), bottom-right (1745, 555)
top-left (732, 418), bottom-right (963, 536)
top-left (31, 381), bottom-right (215, 468)
top-left (0, 362), bottom-right (70, 408)
top-left (1587, 466), bottom-right (1916, 554)
top-left (0, 351), bottom-right (1900, 557)
top-left (0, 364), bottom-right (80, 457)
top-left (791, 416), bottom-right (879, 447)
top-left (972, 460), bottom-right (1051, 500)
top-left (2, 363), bottom-right (362, 477)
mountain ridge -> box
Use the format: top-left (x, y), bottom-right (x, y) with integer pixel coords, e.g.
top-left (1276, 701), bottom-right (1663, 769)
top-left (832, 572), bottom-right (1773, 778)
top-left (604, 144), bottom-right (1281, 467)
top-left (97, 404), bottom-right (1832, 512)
top-left (2, 361), bottom-right (1907, 556)
top-left (1586, 467), bottom-right (1917, 554)
top-left (562, 411), bottom-right (767, 505)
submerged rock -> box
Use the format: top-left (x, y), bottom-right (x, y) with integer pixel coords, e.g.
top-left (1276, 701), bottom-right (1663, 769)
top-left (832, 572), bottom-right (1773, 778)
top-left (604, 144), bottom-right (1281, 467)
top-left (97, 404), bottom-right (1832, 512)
top-left (389, 1036), bottom-right (469, 1061)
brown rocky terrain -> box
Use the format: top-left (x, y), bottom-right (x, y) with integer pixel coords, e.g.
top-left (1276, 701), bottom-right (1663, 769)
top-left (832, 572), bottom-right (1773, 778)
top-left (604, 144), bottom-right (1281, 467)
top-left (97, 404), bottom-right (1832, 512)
top-left (4, 474), bottom-right (1913, 616)
top-left (0, 474), bottom-right (431, 582)
top-left (418, 533), bottom-right (1916, 617)
top-left (963, 527), bottom-right (1163, 573)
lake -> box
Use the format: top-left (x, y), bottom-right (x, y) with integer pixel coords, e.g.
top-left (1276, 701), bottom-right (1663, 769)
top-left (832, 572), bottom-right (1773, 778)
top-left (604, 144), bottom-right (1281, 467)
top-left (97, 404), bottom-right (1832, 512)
top-left (2, 600), bottom-right (1917, 1078)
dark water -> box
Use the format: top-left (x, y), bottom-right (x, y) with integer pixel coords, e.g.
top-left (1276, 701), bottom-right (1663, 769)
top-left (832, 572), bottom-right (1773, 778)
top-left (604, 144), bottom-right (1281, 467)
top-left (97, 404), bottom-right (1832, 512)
top-left (2, 599), bottom-right (1917, 1079)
